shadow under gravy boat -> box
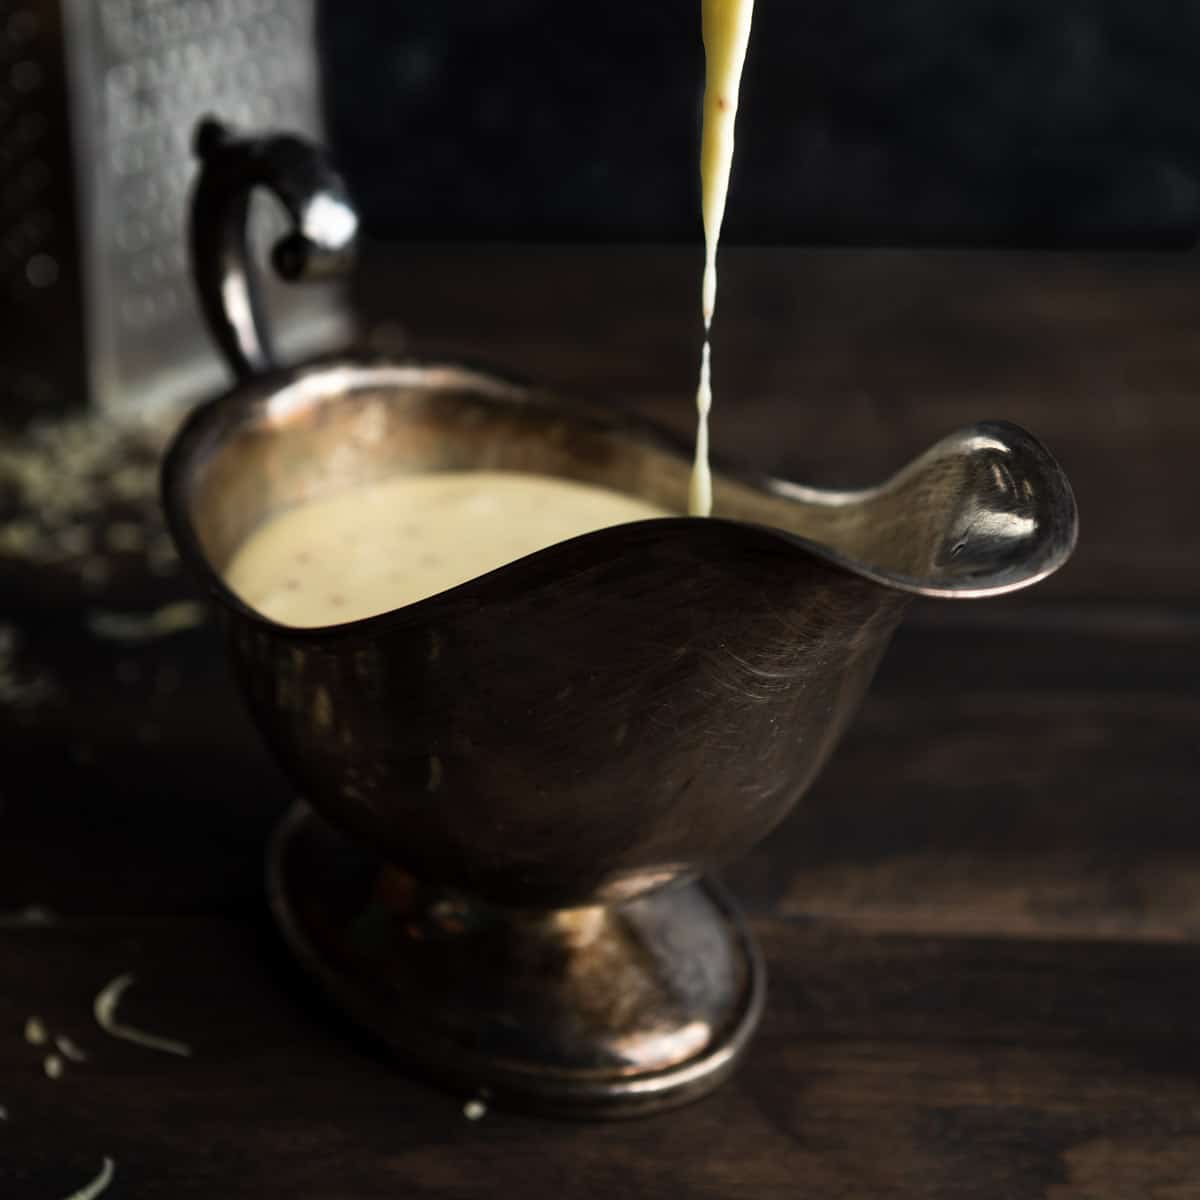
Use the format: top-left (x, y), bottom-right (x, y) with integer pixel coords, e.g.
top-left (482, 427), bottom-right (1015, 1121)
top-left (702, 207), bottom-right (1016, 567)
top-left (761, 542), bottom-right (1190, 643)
top-left (163, 120), bottom-right (1078, 1117)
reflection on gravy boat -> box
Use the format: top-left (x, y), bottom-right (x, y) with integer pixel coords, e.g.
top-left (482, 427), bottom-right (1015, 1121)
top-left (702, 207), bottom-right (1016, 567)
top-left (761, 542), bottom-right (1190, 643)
top-left (225, 471), bottom-right (671, 627)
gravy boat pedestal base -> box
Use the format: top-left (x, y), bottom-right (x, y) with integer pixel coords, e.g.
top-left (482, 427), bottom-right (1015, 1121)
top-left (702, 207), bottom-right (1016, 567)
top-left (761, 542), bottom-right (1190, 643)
top-left (269, 803), bottom-right (764, 1116)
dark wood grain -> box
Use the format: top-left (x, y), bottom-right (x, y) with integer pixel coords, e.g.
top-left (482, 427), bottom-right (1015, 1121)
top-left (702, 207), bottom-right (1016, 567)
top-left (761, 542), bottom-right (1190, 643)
top-left (3, 920), bottom-right (1200, 1199)
top-left (4, 607), bottom-right (1198, 938)
top-left (1, 245), bottom-right (1197, 1196)
top-left (359, 244), bottom-right (1200, 604)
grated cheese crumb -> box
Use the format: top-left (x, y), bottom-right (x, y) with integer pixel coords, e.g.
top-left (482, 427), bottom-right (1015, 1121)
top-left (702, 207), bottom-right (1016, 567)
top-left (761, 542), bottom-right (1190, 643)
top-left (93, 973), bottom-right (191, 1058)
top-left (43, 1053), bottom-right (63, 1079)
top-left (463, 1098), bottom-right (487, 1121)
top-left (24, 1015), bottom-right (47, 1045)
top-left (0, 410), bottom-right (176, 587)
top-left (63, 1156), bottom-right (115, 1200)
top-left (55, 1035), bottom-right (88, 1063)
top-left (85, 601), bottom-right (205, 644)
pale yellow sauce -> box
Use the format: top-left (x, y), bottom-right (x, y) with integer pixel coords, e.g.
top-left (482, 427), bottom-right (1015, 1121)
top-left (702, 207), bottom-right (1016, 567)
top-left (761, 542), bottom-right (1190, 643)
top-left (225, 471), bottom-right (671, 627)
top-left (225, 5), bottom-right (755, 619)
top-left (691, 0), bottom-right (755, 517)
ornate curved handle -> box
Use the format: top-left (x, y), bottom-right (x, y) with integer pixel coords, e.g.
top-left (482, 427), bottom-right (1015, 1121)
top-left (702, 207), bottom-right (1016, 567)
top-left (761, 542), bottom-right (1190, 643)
top-left (189, 117), bottom-right (359, 381)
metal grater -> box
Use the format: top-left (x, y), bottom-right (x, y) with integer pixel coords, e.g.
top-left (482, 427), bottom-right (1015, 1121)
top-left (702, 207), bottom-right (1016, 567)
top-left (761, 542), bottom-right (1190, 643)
top-left (0, 0), bottom-right (350, 422)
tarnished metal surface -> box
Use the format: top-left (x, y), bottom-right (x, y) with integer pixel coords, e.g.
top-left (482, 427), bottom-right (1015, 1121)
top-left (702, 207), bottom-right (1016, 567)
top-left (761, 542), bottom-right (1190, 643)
top-left (267, 804), bottom-right (765, 1117)
top-left (165, 359), bottom-right (1075, 905)
top-left (163, 123), bottom-right (1077, 1114)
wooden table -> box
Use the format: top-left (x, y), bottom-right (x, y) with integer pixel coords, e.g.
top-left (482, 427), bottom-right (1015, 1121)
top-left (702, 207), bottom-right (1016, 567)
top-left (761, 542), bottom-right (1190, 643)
top-left (2, 246), bottom-right (1198, 1197)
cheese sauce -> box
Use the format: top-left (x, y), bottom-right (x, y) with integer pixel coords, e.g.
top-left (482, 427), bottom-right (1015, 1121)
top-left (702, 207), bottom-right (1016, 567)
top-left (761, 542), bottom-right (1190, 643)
top-left (224, 471), bottom-right (671, 627)
top-left (691, 0), bottom-right (755, 517)
top-left (227, 3), bottom-right (756, 623)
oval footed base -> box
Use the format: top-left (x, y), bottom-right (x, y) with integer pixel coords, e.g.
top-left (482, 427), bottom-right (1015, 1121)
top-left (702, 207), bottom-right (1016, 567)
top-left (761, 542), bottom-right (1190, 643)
top-left (267, 803), bottom-right (765, 1118)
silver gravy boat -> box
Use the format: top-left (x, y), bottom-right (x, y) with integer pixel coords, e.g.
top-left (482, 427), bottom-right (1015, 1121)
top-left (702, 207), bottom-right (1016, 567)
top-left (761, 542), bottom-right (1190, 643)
top-left (163, 120), bottom-right (1078, 1117)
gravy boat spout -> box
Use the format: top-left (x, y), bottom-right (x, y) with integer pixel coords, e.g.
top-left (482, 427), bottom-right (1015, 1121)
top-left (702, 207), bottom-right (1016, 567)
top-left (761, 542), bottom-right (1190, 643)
top-left (719, 418), bottom-right (1078, 599)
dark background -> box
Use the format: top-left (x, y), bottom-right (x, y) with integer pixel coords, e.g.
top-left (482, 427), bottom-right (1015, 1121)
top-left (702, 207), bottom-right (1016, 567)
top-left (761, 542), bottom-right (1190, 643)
top-left (319, 0), bottom-right (1200, 248)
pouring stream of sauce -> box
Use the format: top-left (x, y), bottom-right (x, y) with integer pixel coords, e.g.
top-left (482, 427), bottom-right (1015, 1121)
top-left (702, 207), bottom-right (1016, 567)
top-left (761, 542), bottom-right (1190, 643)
top-left (225, 3), bottom-right (757, 625)
top-left (690, 0), bottom-right (755, 517)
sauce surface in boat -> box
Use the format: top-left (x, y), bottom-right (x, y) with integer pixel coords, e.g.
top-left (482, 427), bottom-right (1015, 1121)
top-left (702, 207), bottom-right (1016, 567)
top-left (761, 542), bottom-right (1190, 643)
top-left (225, 470), bottom-right (671, 627)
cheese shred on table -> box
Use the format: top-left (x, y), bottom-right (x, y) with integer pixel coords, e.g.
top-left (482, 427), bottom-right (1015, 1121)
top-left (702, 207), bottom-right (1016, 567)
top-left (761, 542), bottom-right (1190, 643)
top-left (62, 1156), bottom-right (115, 1200)
top-left (93, 973), bottom-right (191, 1058)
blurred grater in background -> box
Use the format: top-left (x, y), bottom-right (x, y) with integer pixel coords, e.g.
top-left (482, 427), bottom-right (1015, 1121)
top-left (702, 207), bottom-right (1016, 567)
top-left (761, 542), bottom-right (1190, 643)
top-left (0, 0), bottom-right (351, 423)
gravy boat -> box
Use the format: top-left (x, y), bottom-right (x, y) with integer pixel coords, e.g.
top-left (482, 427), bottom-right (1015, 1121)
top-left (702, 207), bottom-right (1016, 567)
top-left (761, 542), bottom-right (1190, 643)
top-left (163, 121), bottom-right (1077, 1116)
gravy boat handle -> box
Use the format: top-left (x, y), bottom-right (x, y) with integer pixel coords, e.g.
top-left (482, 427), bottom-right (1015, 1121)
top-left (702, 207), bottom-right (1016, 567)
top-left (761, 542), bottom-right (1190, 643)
top-left (189, 116), bottom-right (359, 382)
